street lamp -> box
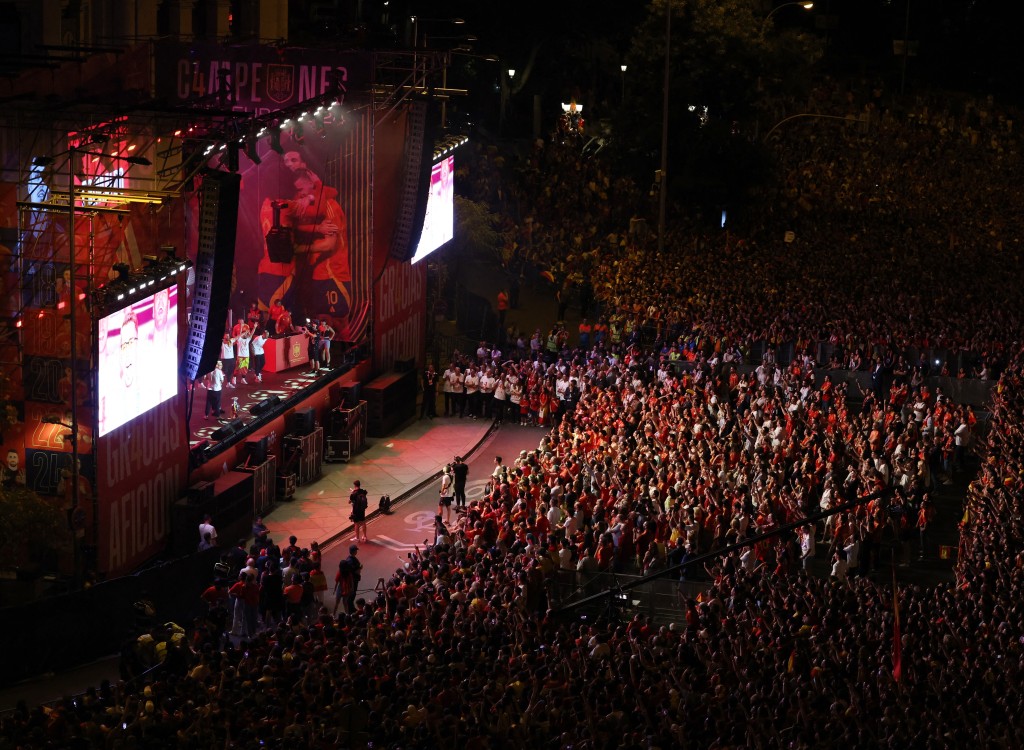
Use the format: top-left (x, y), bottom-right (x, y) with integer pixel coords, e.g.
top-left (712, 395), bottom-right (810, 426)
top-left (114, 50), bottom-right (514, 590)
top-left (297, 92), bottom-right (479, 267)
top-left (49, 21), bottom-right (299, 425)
top-left (500, 69), bottom-right (517, 136)
top-left (64, 147), bottom-right (150, 585)
top-left (657, 1), bottom-right (672, 254)
top-left (761, 2), bottom-right (813, 36)
top-left (620, 64), bottom-right (627, 105)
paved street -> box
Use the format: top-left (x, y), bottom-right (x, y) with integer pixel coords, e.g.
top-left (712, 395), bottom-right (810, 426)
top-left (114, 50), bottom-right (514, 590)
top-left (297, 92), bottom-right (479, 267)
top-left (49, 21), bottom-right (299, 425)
top-left (317, 424), bottom-right (548, 608)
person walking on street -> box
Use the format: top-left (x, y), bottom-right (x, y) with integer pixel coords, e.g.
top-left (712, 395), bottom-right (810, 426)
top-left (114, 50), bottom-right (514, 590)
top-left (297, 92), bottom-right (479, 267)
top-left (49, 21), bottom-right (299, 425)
top-left (452, 455), bottom-right (469, 511)
top-left (438, 465), bottom-right (455, 525)
top-left (199, 514), bottom-right (217, 548)
top-left (349, 480), bottom-right (369, 543)
top-left (342, 544), bottom-right (362, 614)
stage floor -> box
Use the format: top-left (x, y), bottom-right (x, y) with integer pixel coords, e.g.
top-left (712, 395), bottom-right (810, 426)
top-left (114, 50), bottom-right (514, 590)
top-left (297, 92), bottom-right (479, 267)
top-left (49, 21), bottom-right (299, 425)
top-left (189, 363), bottom-right (342, 446)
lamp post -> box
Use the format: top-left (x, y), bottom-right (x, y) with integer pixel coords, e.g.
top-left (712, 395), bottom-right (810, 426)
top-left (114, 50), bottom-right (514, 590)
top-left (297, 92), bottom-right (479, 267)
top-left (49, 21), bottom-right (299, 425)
top-left (760, 1), bottom-right (813, 36)
top-left (500, 68), bottom-right (516, 135)
top-left (65, 147), bottom-right (150, 586)
top-left (620, 64), bottom-right (627, 105)
top-left (657, 1), bottom-right (671, 255)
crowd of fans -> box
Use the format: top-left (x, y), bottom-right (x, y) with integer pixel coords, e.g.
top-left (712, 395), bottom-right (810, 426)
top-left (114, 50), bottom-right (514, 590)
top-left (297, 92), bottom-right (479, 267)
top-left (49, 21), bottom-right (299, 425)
top-left (4, 89), bottom-right (1024, 748)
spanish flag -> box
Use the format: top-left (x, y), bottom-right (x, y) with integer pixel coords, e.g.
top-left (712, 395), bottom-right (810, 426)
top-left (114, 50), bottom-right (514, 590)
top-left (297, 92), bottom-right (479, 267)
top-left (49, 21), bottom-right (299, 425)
top-left (892, 573), bottom-right (903, 684)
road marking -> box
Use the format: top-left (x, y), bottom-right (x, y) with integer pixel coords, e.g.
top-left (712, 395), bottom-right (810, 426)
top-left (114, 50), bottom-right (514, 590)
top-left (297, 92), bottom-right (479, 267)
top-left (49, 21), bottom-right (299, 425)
top-left (403, 510), bottom-right (439, 533)
top-left (374, 535), bottom-right (420, 552)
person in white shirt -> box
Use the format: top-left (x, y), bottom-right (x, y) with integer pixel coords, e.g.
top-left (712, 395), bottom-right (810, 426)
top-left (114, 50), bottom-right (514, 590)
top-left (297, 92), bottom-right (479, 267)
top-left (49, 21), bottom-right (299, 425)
top-left (251, 330), bottom-right (267, 382)
top-left (740, 546), bottom-right (757, 572)
top-left (507, 376), bottom-right (523, 425)
top-left (464, 368), bottom-right (480, 418)
top-left (843, 535), bottom-right (859, 572)
top-left (492, 371), bottom-right (507, 423)
top-left (547, 498), bottom-right (563, 530)
top-left (451, 367), bottom-right (466, 417)
top-left (442, 364), bottom-right (456, 417)
top-left (555, 374), bottom-right (570, 403)
top-left (800, 526), bottom-right (815, 570)
top-left (235, 324), bottom-right (252, 385)
top-left (831, 550), bottom-right (848, 581)
top-left (437, 466), bottom-right (454, 525)
top-left (479, 368), bottom-right (497, 420)
top-left (220, 333), bottom-right (239, 387)
top-left (198, 514), bottom-right (217, 547)
top-left (205, 360), bottom-right (226, 418)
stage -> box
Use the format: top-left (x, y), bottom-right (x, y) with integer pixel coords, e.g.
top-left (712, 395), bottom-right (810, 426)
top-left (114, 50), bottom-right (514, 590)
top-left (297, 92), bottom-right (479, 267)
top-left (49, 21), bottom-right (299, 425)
top-left (187, 342), bottom-right (365, 466)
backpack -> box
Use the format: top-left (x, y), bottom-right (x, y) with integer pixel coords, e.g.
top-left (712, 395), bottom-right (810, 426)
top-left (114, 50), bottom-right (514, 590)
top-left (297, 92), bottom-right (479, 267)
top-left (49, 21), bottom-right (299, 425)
top-left (353, 490), bottom-right (368, 512)
top-left (379, 494), bottom-right (393, 514)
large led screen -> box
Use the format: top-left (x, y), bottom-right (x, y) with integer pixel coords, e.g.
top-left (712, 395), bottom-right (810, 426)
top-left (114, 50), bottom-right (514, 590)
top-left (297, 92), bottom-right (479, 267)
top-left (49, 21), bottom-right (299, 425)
top-left (97, 285), bottom-right (178, 436)
top-left (411, 155), bottom-right (454, 264)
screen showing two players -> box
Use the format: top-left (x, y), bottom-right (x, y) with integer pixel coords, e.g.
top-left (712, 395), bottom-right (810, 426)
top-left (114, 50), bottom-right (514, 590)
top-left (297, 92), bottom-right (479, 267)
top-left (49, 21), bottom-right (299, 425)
top-left (97, 286), bottom-right (178, 437)
top-left (411, 155), bottom-right (454, 264)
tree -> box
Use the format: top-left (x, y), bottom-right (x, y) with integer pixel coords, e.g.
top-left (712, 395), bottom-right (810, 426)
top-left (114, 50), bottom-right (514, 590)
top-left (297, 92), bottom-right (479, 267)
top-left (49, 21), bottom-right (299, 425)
top-left (453, 196), bottom-right (503, 264)
top-left (0, 485), bottom-right (70, 570)
top-left (616, 0), bottom-right (820, 216)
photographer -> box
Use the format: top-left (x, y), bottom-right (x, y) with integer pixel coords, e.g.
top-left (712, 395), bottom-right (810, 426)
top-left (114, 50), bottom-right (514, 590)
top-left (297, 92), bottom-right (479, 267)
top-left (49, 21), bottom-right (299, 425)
top-left (437, 465), bottom-right (454, 524)
top-left (452, 455), bottom-right (469, 511)
top-left (349, 480), bottom-right (369, 543)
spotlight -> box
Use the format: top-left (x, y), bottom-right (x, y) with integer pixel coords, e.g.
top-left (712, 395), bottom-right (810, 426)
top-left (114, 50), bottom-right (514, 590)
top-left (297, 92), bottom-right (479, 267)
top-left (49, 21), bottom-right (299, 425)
top-left (244, 127), bottom-right (262, 165)
top-left (269, 128), bottom-right (283, 154)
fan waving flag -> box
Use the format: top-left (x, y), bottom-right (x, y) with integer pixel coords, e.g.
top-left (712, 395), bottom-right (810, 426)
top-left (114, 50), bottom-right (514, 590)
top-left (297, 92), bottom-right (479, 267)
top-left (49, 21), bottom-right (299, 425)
top-left (892, 570), bottom-right (903, 684)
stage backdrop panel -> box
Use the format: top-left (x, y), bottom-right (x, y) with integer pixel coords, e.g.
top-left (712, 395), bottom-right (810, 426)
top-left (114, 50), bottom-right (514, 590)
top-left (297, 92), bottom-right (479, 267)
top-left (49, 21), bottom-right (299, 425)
top-left (194, 106), bottom-right (373, 346)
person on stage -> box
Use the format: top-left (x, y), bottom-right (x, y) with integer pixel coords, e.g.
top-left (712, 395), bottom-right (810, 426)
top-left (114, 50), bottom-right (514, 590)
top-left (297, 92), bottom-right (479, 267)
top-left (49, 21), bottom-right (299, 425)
top-left (276, 309), bottom-right (295, 337)
top-left (317, 319), bottom-right (335, 369)
top-left (204, 361), bottom-right (225, 419)
top-left (235, 324), bottom-right (252, 385)
top-left (251, 328), bottom-right (268, 383)
top-left (302, 320), bottom-right (323, 374)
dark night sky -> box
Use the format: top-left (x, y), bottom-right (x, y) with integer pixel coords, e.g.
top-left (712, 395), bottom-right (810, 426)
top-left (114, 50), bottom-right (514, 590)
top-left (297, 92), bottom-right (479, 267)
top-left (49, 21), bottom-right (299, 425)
top-left (383, 0), bottom-right (1023, 100)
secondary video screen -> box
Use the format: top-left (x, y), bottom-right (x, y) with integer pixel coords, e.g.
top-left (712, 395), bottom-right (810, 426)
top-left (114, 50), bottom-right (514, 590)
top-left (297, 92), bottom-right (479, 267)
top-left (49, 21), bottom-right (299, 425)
top-left (412, 155), bottom-right (454, 264)
top-left (97, 285), bottom-right (178, 436)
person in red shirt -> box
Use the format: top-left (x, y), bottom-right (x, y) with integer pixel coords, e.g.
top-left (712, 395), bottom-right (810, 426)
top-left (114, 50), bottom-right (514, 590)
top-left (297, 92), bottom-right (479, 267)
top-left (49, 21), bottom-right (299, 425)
top-left (228, 573), bottom-right (260, 637)
top-left (284, 573), bottom-right (305, 622)
top-left (200, 580), bottom-right (228, 611)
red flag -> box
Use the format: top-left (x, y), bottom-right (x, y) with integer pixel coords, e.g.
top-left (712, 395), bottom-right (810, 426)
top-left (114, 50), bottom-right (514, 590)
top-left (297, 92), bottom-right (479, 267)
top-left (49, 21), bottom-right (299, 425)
top-left (892, 574), bottom-right (902, 683)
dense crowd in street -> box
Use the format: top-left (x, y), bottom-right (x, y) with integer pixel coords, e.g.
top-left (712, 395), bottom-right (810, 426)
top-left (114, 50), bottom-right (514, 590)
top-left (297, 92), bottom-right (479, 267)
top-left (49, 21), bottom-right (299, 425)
top-left (4, 90), bottom-right (1024, 748)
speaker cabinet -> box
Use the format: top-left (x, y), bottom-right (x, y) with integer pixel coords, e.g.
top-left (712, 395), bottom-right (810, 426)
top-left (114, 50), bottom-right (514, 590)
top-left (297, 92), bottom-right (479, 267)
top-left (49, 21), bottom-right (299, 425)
top-left (211, 417), bottom-right (245, 441)
top-left (181, 172), bottom-right (241, 381)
